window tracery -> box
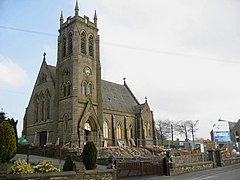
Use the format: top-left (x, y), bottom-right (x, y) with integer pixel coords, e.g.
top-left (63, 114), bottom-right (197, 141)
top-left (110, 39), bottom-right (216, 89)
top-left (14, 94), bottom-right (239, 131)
top-left (81, 32), bottom-right (86, 54)
top-left (88, 35), bottom-right (94, 57)
top-left (68, 32), bottom-right (73, 54)
top-left (63, 36), bottom-right (66, 57)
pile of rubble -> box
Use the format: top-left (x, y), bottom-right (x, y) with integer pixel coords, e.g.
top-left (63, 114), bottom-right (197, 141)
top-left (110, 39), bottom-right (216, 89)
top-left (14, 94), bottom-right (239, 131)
top-left (98, 146), bottom-right (153, 159)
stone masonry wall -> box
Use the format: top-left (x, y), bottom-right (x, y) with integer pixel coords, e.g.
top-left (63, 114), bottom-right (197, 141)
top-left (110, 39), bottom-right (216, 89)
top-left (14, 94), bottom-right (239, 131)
top-left (6, 169), bottom-right (117, 180)
top-left (170, 161), bottom-right (213, 176)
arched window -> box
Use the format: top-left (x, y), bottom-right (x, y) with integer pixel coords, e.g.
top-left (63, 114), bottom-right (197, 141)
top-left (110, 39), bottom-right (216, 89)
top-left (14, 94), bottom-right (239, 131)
top-left (81, 32), bottom-right (86, 54)
top-left (144, 123), bottom-right (147, 137)
top-left (103, 121), bottom-right (109, 138)
top-left (34, 95), bottom-right (39, 123)
top-left (116, 123), bottom-right (122, 139)
top-left (46, 97), bottom-right (50, 119)
top-left (88, 35), bottom-right (94, 57)
top-left (129, 125), bottom-right (133, 138)
top-left (148, 122), bottom-right (151, 136)
top-left (82, 82), bottom-right (86, 96)
top-left (87, 83), bottom-right (92, 96)
top-left (67, 81), bottom-right (71, 96)
top-left (62, 36), bottom-right (66, 57)
top-left (45, 90), bottom-right (51, 120)
top-left (68, 32), bottom-right (73, 54)
top-left (39, 93), bottom-right (44, 121)
top-left (63, 84), bottom-right (67, 97)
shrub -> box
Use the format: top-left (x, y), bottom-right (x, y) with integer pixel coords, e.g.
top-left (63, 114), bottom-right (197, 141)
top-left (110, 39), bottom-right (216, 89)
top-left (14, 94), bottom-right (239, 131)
top-left (10, 160), bottom-right (34, 174)
top-left (63, 155), bottom-right (74, 171)
top-left (33, 160), bottom-right (60, 173)
top-left (82, 141), bottom-right (97, 170)
top-left (0, 121), bottom-right (16, 162)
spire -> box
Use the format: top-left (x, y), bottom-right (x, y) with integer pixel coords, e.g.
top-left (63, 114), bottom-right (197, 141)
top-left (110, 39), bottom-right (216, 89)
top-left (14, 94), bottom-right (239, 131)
top-left (94, 10), bottom-right (98, 26)
top-left (60, 11), bottom-right (64, 27)
top-left (75, 0), bottom-right (79, 16)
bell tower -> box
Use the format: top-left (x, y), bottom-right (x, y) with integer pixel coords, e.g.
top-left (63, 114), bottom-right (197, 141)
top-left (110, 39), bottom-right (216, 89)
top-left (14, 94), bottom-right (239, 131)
top-left (55, 0), bottom-right (102, 146)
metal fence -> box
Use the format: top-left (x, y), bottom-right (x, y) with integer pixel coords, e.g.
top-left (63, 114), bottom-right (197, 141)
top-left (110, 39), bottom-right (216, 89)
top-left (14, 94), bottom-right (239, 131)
top-left (116, 159), bottom-right (164, 178)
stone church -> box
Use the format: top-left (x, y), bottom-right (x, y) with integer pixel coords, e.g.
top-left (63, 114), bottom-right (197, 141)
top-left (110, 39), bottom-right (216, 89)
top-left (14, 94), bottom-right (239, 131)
top-left (23, 1), bottom-right (157, 148)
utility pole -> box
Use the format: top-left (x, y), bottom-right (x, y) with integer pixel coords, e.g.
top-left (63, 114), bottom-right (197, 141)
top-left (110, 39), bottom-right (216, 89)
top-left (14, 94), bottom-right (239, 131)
top-left (171, 124), bottom-right (173, 146)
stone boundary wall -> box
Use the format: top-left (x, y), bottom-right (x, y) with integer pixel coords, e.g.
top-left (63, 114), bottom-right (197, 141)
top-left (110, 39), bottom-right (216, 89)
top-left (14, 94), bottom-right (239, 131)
top-left (6, 169), bottom-right (117, 180)
top-left (222, 157), bottom-right (240, 166)
top-left (170, 161), bottom-right (213, 176)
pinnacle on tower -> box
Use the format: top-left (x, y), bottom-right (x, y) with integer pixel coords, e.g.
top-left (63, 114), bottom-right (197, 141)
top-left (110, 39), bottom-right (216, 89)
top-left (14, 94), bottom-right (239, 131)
top-left (94, 10), bottom-right (98, 26)
top-left (60, 11), bottom-right (64, 26)
top-left (43, 52), bottom-right (46, 62)
top-left (75, 0), bottom-right (79, 16)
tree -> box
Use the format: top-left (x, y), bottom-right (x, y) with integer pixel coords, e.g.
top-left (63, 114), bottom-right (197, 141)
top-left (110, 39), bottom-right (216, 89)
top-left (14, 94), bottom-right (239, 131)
top-left (156, 119), bottom-right (174, 145)
top-left (82, 141), bottom-right (97, 170)
top-left (175, 120), bottom-right (199, 148)
top-left (188, 120), bottom-right (199, 149)
top-left (63, 155), bottom-right (74, 171)
top-left (0, 121), bottom-right (17, 162)
top-left (175, 120), bottom-right (190, 142)
top-left (0, 111), bottom-right (18, 146)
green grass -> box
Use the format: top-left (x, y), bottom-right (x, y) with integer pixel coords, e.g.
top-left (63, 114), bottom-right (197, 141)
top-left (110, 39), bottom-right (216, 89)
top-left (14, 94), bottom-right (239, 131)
top-left (7, 162), bottom-right (13, 174)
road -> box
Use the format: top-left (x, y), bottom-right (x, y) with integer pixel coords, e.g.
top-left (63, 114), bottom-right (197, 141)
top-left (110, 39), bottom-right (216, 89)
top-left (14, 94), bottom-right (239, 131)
top-left (145, 163), bottom-right (240, 180)
top-left (122, 163), bottom-right (240, 180)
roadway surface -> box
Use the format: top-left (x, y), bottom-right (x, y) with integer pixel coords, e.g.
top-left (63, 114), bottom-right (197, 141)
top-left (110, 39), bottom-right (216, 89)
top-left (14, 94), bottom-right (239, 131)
top-left (128, 163), bottom-right (240, 180)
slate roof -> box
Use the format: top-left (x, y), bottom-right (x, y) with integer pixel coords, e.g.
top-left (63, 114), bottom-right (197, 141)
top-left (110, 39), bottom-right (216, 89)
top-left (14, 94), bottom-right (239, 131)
top-left (47, 65), bottom-right (56, 80)
top-left (101, 80), bottom-right (139, 114)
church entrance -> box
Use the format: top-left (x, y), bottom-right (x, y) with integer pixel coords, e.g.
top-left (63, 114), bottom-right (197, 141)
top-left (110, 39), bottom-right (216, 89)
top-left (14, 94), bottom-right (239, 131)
top-left (78, 115), bottom-right (102, 147)
top-left (39, 131), bottom-right (47, 147)
top-left (84, 121), bottom-right (92, 142)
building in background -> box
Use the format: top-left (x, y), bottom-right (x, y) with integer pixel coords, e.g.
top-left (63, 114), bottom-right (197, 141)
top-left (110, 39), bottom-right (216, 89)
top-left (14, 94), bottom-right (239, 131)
top-left (22, 1), bottom-right (157, 148)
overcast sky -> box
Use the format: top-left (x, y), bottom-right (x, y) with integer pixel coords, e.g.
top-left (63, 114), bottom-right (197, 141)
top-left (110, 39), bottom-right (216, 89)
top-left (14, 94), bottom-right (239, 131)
top-left (1, 0), bottom-right (240, 140)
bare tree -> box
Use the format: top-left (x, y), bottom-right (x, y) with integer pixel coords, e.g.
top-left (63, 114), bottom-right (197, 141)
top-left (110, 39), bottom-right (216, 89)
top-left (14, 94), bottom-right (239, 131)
top-left (156, 119), bottom-right (174, 145)
top-left (175, 120), bottom-right (190, 142)
top-left (175, 120), bottom-right (199, 148)
top-left (188, 120), bottom-right (199, 148)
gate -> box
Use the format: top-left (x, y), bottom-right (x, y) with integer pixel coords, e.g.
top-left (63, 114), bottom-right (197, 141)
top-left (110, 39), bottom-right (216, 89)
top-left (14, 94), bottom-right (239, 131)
top-left (116, 159), bottom-right (164, 179)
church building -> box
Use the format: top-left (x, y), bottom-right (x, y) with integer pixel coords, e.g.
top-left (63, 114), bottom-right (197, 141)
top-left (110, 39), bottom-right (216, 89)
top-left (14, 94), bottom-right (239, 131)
top-left (23, 1), bottom-right (157, 148)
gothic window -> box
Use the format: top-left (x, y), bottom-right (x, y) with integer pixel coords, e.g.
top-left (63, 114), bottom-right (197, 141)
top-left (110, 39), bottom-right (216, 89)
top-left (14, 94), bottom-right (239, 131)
top-left (144, 123), bottom-right (147, 137)
top-left (41, 98), bottom-right (44, 121)
top-left (39, 93), bottom-right (44, 121)
top-left (63, 84), bottom-right (67, 97)
top-left (63, 36), bottom-right (67, 57)
top-left (46, 98), bottom-right (50, 119)
top-left (116, 123), bottom-right (122, 139)
top-left (64, 69), bottom-right (69, 76)
top-left (81, 81), bottom-right (86, 96)
top-left (88, 35), bottom-right (94, 57)
top-left (87, 83), bottom-right (92, 96)
top-left (81, 32), bottom-right (86, 54)
top-left (129, 125), bottom-right (133, 138)
top-left (148, 122), bottom-right (151, 136)
top-left (68, 32), bottom-right (73, 54)
top-left (103, 121), bottom-right (109, 138)
top-left (45, 90), bottom-right (51, 120)
top-left (34, 95), bottom-right (39, 123)
top-left (67, 81), bottom-right (71, 96)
